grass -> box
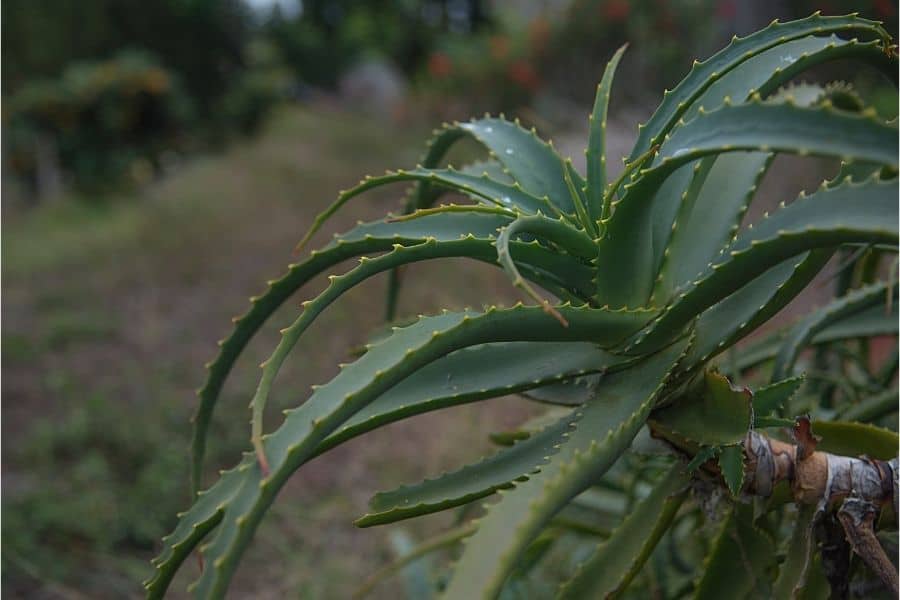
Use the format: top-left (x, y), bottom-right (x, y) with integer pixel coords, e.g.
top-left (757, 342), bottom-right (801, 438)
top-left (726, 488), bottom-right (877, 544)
top-left (2, 106), bottom-right (533, 598)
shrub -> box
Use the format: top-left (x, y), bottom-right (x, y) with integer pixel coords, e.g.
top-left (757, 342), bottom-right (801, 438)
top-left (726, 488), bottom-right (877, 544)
top-left (148, 13), bottom-right (898, 598)
top-left (5, 51), bottom-right (191, 194)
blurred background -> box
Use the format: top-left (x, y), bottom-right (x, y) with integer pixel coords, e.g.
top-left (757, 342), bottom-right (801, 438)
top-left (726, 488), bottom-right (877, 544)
top-left (2, 0), bottom-right (896, 597)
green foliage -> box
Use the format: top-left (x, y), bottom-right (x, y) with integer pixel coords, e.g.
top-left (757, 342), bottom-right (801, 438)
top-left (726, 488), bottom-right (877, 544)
top-left (5, 51), bottom-right (191, 192)
top-left (151, 14), bottom-right (898, 599)
top-left (3, 396), bottom-right (188, 584)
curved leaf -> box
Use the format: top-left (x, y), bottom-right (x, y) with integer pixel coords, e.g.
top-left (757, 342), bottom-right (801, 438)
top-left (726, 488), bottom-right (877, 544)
top-left (629, 12), bottom-right (889, 159)
top-left (588, 44), bottom-right (628, 221)
top-left (248, 236), bottom-right (598, 469)
top-left (556, 463), bottom-right (689, 599)
top-left (192, 207), bottom-right (517, 491)
top-left (356, 410), bottom-right (579, 527)
top-left (684, 250), bottom-right (833, 368)
top-left (456, 117), bottom-right (578, 214)
top-left (693, 504), bottom-right (776, 599)
top-left (443, 337), bottom-right (688, 599)
top-left (153, 305), bottom-right (657, 597)
top-left (649, 370), bottom-right (752, 447)
top-left (772, 282), bottom-right (890, 380)
top-left (316, 341), bottom-right (620, 456)
top-left (734, 300), bottom-right (899, 373)
top-left (812, 420), bottom-right (898, 460)
top-left (629, 177), bottom-right (898, 354)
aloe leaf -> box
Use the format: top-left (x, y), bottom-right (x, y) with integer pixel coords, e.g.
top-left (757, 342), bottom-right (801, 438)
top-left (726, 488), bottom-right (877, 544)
top-left (556, 463), bottom-right (689, 599)
top-left (143, 465), bottom-right (247, 598)
top-left (316, 341), bottom-right (619, 456)
top-left (191, 207), bottom-right (520, 492)
top-left (456, 117), bottom-right (578, 215)
top-left (838, 387), bottom-right (899, 423)
top-left (353, 522), bottom-right (477, 600)
top-left (682, 35), bottom-right (882, 122)
top-left (496, 214), bottom-right (599, 325)
top-left (595, 164), bottom-right (695, 308)
top-left (458, 158), bottom-right (515, 184)
top-left (827, 159), bottom-right (889, 187)
top-left (693, 504), bottom-right (776, 600)
top-left (356, 410), bottom-right (579, 527)
top-left (684, 445), bottom-right (720, 473)
top-left (772, 281), bottom-right (891, 380)
top-left (443, 337), bottom-right (689, 599)
top-left (519, 375), bottom-right (602, 406)
top-left (248, 236), bottom-right (597, 470)
top-left (613, 102), bottom-right (898, 253)
top-left (154, 305), bottom-right (656, 597)
top-left (650, 370), bottom-right (752, 447)
top-left (811, 420), bottom-right (899, 460)
top-left (588, 44), bottom-right (627, 221)
top-left (629, 12), bottom-right (889, 160)
top-left (298, 167), bottom-right (575, 251)
top-left (620, 34), bottom-right (893, 306)
top-left (655, 100), bottom-right (896, 171)
top-left (734, 300), bottom-right (899, 373)
top-left (654, 152), bottom-right (771, 303)
top-left (773, 504), bottom-right (817, 600)
top-left (717, 444), bottom-right (745, 497)
top-left (629, 177), bottom-right (898, 355)
top-left (753, 376), bottom-right (805, 416)
top-left (649, 34), bottom-right (878, 303)
top-left (685, 250), bottom-right (833, 368)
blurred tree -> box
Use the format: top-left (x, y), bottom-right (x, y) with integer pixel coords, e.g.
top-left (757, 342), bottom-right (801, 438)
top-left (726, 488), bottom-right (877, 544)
top-left (262, 0), bottom-right (493, 89)
top-left (2, 0), bottom-right (250, 114)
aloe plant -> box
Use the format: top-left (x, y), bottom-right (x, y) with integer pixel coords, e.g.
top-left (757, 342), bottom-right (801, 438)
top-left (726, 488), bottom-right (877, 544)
top-left (147, 13), bottom-right (899, 599)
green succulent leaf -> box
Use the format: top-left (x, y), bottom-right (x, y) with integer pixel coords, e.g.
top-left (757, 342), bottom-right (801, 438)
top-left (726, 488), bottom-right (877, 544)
top-left (650, 370), bottom-right (752, 447)
top-left (556, 462), bottom-right (689, 599)
top-left (811, 420), bottom-right (899, 460)
top-left (588, 44), bottom-right (627, 221)
top-left (443, 337), bottom-right (689, 599)
top-left (248, 235), bottom-right (602, 465)
top-left (630, 177), bottom-right (898, 354)
top-left (772, 281), bottom-right (892, 380)
top-left (299, 166), bottom-right (577, 250)
top-left (733, 299), bottom-right (899, 373)
top-left (685, 250), bottom-right (833, 368)
top-left (630, 12), bottom-right (889, 159)
top-left (717, 444), bottom-right (745, 497)
top-left (154, 305), bottom-right (657, 597)
top-left (773, 504), bottom-right (818, 600)
top-left (753, 376), bottom-right (806, 416)
top-left (456, 117), bottom-right (579, 215)
top-left (520, 375), bottom-right (602, 407)
top-left (838, 387), bottom-right (899, 423)
top-left (356, 410), bottom-right (579, 527)
top-left (191, 207), bottom-right (552, 492)
top-left (684, 445), bottom-right (720, 473)
top-left (652, 152), bottom-right (770, 304)
top-left (316, 342), bottom-right (618, 456)
top-left (647, 31), bottom-right (888, 304)
top-left (693, 504), bottom-right (776, 600)
top-left (458, 158), bottom-right (515, 184)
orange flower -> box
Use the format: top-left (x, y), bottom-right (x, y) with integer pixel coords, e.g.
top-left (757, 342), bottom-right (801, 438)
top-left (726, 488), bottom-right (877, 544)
top-left (508, 60), bottom-right (540, 92)
top-left (427, 52), bottom-right (453, 78)
top-left (489, 35), bottom-right (511, 60)
top-left (603, 0), bottom-right (629, 22)
top-left (528, 17), bottom-right (551, 50)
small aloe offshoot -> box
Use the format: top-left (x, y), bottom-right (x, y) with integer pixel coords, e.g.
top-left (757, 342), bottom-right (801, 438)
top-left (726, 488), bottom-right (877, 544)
top-left (148, 13), bottom-right (899, 599)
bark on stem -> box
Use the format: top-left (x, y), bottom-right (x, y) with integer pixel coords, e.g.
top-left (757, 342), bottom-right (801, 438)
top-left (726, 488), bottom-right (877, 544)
top-left (739, 417), bottom-right (898, 594)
